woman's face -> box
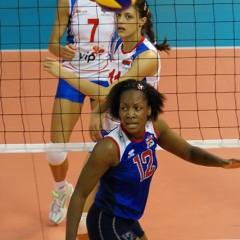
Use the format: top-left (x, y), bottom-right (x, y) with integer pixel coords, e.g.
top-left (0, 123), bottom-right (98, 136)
top-left (119, 89), bottom-right (151, 140)
top-left (115, 6), bottom-right (142, 40)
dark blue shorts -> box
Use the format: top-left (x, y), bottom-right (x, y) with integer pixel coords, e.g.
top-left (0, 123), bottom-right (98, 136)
top-left (87, 203), bottom-right (144, 240)
top-left (55, 78), bottom-right (109, 104)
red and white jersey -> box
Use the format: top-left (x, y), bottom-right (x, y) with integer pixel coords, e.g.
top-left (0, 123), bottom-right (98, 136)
top-left (62, 0), bottom-right (116, 80)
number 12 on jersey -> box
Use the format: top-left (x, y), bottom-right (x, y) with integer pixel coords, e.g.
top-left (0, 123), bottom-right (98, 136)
top-left (133, 149), bottom-right (156, 182)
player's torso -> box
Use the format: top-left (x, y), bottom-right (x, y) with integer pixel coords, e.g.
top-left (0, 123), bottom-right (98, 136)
top-left (95, 122), bottom-right (158, 220)
top-left (108, 37), bottom-right (161, 87)
top-left (62, 0), bottom-right (115, 79)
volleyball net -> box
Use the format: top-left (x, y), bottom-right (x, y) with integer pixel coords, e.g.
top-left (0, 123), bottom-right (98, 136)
top-left (0, 1), bottom-right (240, 153)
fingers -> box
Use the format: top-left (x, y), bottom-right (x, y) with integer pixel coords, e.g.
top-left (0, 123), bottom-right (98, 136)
top-left (68, 44), bottom-right (77, 51)
top-left (89, 127), bottom-right (103, 142)
top-left (43, 57), bottom-right (56, 71)
top-left (61, 45), bottom-right (76, 61)
top-left (222, 159), bottom-right (240, 169)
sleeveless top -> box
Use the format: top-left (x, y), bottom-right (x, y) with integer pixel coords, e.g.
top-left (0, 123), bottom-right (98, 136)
top-left (62, 0), bottom-right (116, 80)
top-left (95, 121), bottom-right (158, 220)
top-left (103, 36), bottom-right (161, 131)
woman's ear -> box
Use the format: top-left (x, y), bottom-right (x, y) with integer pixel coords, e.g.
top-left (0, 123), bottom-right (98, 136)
top-left (140, 17), bottom-right (147, 26)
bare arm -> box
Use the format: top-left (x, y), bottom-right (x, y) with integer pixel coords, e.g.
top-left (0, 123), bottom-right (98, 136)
top-left (48, 0), bottom-right (76, 60)
top-left (155, 118), bottom-right (240, 168)
top-left (65, 138), bottom-right (119, 240)
top-left (43, 50), bottom-right (158, 102)
top-left (89, 102), bottom-right (109, 141)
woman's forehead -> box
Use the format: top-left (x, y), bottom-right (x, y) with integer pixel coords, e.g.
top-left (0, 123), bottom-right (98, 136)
top-left (118, 6), bottom-right (138, 15)
top-left (120, 89), bottom-right (146, 102)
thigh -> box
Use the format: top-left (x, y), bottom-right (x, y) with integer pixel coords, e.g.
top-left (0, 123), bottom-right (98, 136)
top-left (87, 204), bottom-right (137, 240)
top-left (50, 98), bottom-right (82, 143)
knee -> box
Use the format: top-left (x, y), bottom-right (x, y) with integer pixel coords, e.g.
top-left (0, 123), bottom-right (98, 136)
top-left (46, 151), bottom-right (67, 165)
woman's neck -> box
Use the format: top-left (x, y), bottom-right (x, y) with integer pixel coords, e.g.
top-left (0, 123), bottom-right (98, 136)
top-left (122, 33), bottom-right (143, 52)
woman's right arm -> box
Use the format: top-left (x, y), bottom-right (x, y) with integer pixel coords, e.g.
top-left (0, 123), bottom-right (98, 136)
top-left (43, 50), bottom-right (158, 102)
top-left (89, 102), bottom-right (109, 141)
top-left (66, 138), bottom-right (119, 240)
top-left (48, 0), bottom-right (76, 60)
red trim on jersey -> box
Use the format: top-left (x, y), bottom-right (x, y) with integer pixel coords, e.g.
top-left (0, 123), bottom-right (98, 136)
top-left (120, 123), bottom-right (145, 142)
top-left (106, 114), bottom-right (120, 124)
top-left (151, 121), bottom-right (159, 139)
top-left (104, 136), bottom-right (120, 161)
top-left (121, 35), bottom-right (145, 54)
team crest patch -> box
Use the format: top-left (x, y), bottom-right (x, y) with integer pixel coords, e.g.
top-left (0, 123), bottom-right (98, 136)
top-left (122, 59), bottom-right (132, 69)
top-left (146, 135), bottom-right (155, 148)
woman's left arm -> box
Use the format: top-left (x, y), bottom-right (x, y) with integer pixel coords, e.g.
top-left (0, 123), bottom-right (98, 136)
top-left (154, 118), bottom-right (240, 169)
top-left (118, 50), bottom-right (159, 81)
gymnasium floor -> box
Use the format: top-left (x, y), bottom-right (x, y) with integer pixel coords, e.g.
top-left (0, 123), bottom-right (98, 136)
top-left (1, 49), bottom-right (240, 240)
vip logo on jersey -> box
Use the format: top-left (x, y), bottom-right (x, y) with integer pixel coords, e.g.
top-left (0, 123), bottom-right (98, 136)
top-left (128, 149), bottom-right (135, 158)
top-left (122, 59), bottom-right (132, 69)
top-left (146, 135), bottom-right (155, 148)
top-left (79, 45), bottom-right (105, 63)
top-left (75, 9), bottom-right (88, 14)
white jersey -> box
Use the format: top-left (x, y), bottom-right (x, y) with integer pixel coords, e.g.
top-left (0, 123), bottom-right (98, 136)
top-left (108, 36), bottom-right (161, 88)
top-left (103, 36), bottom-right (161, 131)
top-left (62, 0), bottom-right (116, 80)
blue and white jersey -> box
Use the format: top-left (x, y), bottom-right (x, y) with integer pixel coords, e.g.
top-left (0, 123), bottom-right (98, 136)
top-left (94, 121), bottom-right (158, 221)
top-left (62, 0), bottom-right (116, 80)
top-left (103, 36), bottom-right (161, 131)
top-left (108, 35), bottom-right (161, 88)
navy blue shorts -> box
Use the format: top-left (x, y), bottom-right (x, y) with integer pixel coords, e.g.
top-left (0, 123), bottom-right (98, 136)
top-left (55, 78), bottom-right (109, 104)
top-left (87, 203), bottom-right (144, 240)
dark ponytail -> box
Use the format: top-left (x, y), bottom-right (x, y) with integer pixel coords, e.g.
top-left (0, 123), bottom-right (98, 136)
top-left (134, 0), bottom-right (171, 52)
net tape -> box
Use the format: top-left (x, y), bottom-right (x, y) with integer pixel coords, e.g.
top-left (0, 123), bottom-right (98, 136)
top-left (0, 139), bottom-right (240, 153)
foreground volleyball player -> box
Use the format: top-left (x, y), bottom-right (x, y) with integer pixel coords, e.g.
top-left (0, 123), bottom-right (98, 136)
top-left (65, 79), bottom-right (240, 240)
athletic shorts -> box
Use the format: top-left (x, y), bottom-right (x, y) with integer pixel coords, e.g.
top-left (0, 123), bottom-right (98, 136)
top-left (55, 78), bottom-right (109, 104)
top-left (87, 203), bottom-right (145, 240)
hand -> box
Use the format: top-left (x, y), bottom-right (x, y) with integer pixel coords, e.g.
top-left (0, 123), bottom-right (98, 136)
top-left (222, 159), bottom-right (240, 169)
top-left (60, 44), bottom-right (76, 61)
top-left (89, 112), bottom-right (104, 141)
top-left (43, 57), bottom-right (67, 78)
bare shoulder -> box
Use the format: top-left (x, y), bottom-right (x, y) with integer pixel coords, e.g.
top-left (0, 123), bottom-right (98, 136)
top-left (153, 117), bottom-right (170, 137)
top-left (139, 49), bottom-right (158, 59)
top-left (91, 137), bottom-right (119, 167)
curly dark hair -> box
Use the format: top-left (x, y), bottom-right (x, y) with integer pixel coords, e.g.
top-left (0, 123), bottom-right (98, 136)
top-left (106, 79), bottom-right (165, 121)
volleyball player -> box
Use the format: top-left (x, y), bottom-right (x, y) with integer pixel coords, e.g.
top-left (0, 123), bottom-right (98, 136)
top-left (46, 0), bottom-right (115, 230)
top-left (44, 1), bottom-right (169, 239)
top-left (65, 79), bottom-right (240, 240)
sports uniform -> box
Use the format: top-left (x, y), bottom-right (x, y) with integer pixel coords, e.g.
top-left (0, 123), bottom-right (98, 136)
top-left (103, 35), bottom-right (161, 131)
top-left (49, 0), bottom-right (116, 225)
top-left (87, 121), bottom-right (158, 239)
top-left (56, 0), bottom-right (116, 103)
